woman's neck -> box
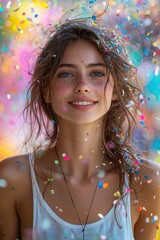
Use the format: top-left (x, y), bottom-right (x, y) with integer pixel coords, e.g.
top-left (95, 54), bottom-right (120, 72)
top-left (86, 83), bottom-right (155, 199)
top-left (55, 118), bottom-right (106, 182)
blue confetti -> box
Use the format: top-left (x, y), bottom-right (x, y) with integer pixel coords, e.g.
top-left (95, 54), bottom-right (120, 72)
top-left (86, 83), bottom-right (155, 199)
top-left (0, 7), bottom-right (4, 12)
top-left (92, 15), bottom-right (96, 21)
top-left (144, 175), bottom-right (149, 179)
top-left (98, 181), bottom-right (103, 188)
top-left (1, 47), bottom-right (9, 52)
top-left (122, 30), bottom-right (127, 34)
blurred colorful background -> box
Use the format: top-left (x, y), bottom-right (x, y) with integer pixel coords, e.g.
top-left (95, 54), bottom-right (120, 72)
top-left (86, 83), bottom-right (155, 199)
top-left (1, 0), bottom-right (160, 161)
top-left (0, 0), bottom-right (160, 238)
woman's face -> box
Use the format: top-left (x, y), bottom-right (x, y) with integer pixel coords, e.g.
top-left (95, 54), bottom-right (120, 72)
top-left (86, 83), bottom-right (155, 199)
top-left (47, 39), bottom-right (115, 125)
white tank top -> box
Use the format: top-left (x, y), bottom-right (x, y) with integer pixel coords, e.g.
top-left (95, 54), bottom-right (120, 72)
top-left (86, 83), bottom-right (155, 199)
top-left (29, 153), bottom-right (135, 240)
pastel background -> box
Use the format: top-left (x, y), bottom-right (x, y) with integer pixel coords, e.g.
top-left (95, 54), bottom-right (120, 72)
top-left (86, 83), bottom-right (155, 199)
top-left (0, 0), bottom-right (160, 238)
top-left (0, 0), bottom-right (159, 159)
top-left (0, 0), bottom-right (159, 160)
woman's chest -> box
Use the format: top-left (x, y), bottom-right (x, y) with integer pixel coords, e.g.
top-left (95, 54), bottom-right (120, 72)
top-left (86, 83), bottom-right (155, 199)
top-left (19, 170), bottom-right (139, 238)
top-left (45, 180), bottom-right (120, 224)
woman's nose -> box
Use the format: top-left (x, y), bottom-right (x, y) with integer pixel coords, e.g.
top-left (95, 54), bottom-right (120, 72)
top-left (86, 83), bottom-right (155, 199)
top-left (74, 76), bottom-right (91, 94)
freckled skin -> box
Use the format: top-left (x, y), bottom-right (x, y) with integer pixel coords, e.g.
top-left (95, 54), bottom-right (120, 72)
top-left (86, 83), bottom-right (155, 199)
top-left (46, 40), bottom-right (115, 125)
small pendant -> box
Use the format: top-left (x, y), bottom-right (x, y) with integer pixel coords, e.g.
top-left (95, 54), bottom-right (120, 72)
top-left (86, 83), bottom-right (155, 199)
top-left (82, 228), bottom-right (85, 240)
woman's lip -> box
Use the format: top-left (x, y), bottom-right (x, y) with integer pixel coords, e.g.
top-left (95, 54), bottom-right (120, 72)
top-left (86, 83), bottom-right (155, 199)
top-left (68, 99), bottom-right (98, 103)
top-left (68, 102), bottom-right (97, 111)
top-left (69, 101), bottom-right (97, 104)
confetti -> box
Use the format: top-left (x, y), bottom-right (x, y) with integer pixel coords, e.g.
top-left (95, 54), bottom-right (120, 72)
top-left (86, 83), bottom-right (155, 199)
top-left (144, 175), bottom-right (149, 179)
top-left (107, 141), bottom-right (116, 149)
top-left (0, 7), bottom-right (4, 12)
top-left (0, 179), bottom-right (7, 188)
top-left (44, 178), bottom-right (54, 184)
top-left (54, 160), bottom-right (59, 165)
top-left (98, 213), bottom-right (104, 219)
top-left (134, 159), bottom-right (139, 165)
top-left (103, 182), bottom-right (109, 188)
top-left (153, 215), bottom-right (158, 221)
top-left (147, 179), bottom-right (153, 184)
top-left (62, 153), bottom-right (70, 161)
top-left (6, 1), bottom-right (12, 9)
top-left (97, 170), bottom-right (105, 178)
top-left (100, 235), bottom-right (107, 240)
top-left (155, 66), bottom-right (159, 76)
top-left (98, 181), bottom-right (103, 188)
top-left (114, 191), bottom-right (120, 198)
top-left (51, 119), bottom-right (56, 124)
top-left (126, 187), bottom-right (131, 193)
top-left (145, 217), bottom-right (150, 223)
top-left (50, 189), bottom-right (55, 195)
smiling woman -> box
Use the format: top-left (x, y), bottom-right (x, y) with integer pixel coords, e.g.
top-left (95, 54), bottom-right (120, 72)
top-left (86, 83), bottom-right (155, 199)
top-left (44, 40), bottom-right (115, 125)
top-left (0, 7), bottom-right (160, 240)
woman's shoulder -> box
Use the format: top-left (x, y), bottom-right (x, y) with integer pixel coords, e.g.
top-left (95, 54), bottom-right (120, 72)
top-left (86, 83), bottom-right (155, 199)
top-left (133, 159), bottom-right (160, 239)
top-left (140, 158), bottom-right (160, 183)
top-left (131, 158), bottom-right (160, 202)
top-left (141, 158), bottom-right (160, 170)
top-left (0, 154), bottom-right (33, 234)
top-left (0, 153), bottom-right (30, 187)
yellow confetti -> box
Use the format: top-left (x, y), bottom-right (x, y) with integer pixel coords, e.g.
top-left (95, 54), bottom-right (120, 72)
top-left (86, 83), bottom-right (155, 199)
top-left (50, 189), bottom-right (55, 195)
top-left (145, 10), bottom-right (150, 16)
top-left (153, 41), bottom-right (157, 47)
top-left (114, 191), bottom-right (120, 198)
top-left (133, 13), bottom-right (138, 18)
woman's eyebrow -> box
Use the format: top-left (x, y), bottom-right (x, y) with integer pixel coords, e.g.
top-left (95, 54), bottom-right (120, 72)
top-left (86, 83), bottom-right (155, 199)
top-left (58, 63), bottom-right (106, 68)
top-left (87, 63), bottom-right (106, 68)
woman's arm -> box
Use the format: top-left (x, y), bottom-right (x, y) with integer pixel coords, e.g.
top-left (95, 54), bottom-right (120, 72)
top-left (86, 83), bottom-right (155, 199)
top-left (0, 158), bottom-right (21, 239)
top-left (134, 160), bottom-right (160, 240)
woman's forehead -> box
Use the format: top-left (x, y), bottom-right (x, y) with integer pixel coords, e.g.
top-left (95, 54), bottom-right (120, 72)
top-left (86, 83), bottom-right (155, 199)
top-left (59, 39), bottom-right (105, 66)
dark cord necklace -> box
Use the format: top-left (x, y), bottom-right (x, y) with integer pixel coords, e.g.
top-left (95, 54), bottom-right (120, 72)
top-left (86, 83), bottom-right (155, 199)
top-left (55, 146), bottom-right (100, 240)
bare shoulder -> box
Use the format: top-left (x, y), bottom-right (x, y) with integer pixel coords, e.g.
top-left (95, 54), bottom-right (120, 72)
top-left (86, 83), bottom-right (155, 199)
top-left (0, 154), bottom-right (31, 239)
top-left (141, 158), bottom-right (160, 173)
top-left (0, 154), bottom-right (31, 198)
top-left (140, 159), bottom-right (160, 197)
top-left (0, 154), bottom-right (30, 180)
top-left (133, 159), bottom-right (160, 240)
top-left (131, 159), bottom-right (160, 197)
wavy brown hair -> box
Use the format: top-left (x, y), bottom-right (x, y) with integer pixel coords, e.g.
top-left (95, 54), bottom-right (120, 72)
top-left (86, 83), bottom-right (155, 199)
top-left (23, 18), bottom-right (144, 209)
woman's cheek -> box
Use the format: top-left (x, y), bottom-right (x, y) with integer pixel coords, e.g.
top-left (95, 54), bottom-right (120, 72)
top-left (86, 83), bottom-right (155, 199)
top-left (54, 81), bottom-right (74, 93)
top-left (93, 79), bottom-right (107, 87)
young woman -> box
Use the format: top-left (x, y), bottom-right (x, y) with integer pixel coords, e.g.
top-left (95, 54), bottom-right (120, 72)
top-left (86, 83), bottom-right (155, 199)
top-left (0, 15), bottom-right (160, 240)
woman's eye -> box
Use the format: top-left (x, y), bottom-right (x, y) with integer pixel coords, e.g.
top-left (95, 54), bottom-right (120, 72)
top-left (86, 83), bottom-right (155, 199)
top-left (58, 72), bottom-right (73, 78)
top-left (91, 71), bottom-right (105, 78)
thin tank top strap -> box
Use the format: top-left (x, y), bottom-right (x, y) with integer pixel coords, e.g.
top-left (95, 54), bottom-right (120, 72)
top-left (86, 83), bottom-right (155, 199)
top-left (124, 171), bottom-right (130, 189)
top-left (28, 152), bottom-right (37, 188)
top-left (28, 152), bottom-right (46, 203)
